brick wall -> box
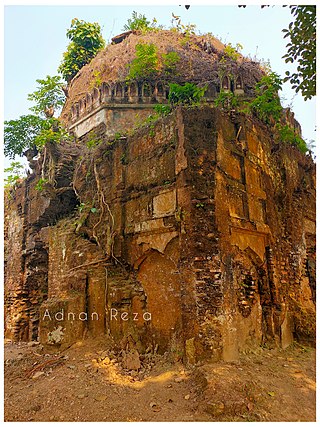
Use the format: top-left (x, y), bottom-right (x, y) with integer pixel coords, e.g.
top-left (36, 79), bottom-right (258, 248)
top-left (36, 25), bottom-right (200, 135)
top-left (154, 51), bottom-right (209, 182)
top-left (4, 106), bottom-right (315, 361)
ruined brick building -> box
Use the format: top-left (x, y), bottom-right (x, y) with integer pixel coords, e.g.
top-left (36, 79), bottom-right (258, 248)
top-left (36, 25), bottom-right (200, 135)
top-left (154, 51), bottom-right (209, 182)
top-left (4, 30), bottom-right (316, 362)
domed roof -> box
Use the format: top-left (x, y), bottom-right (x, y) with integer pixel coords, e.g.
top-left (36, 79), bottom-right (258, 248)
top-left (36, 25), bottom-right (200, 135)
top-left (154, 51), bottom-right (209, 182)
top-left (61, 30), bottom-right (264, 125)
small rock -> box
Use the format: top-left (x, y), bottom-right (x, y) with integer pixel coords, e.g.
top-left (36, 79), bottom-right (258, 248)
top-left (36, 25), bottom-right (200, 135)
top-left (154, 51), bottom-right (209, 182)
top-left (247, 401), bottom-right (254, 411)
top-left (27, 341), bottom-right (40, 347)
top-left (101, 356), bottom-right (110, 365)
top-left (30, 403), bottom-right (41, 412)
top-left (205, 401), bottom-right (225, 416)
top-left (84, 363), bottom-right (91, 368)
top-left (167, 384), bottom-right (173, 388)
top-left (94, 395), bottom-right (107, 402)
top-left (150, 402), bottom-right (161, 412)
top-left (77, 394), bottom-right (86, 399)
top-left (184, 394), bottom-right (190, 400)
top-left (100, 351), bottom-right (109, 359)
top-left (174, 377), bottom-right (184, 383)
top-left (32, 371), bottom-right (45, 380)
top-left (67, 365), bottom-right (76, 369)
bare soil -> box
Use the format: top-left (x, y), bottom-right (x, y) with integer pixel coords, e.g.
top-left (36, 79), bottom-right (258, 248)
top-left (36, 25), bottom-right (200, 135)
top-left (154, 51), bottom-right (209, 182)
top-left (4, 338), bottom-right (315, 422)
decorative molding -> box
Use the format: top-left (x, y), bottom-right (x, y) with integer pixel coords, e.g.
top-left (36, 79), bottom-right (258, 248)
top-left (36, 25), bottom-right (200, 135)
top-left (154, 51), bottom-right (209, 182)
top-left (69, 76), bottom-right (247, 124)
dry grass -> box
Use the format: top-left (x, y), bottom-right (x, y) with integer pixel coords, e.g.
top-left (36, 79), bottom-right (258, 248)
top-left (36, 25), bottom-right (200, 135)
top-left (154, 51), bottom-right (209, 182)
top-left (61, 29), bottom-right (264, 123)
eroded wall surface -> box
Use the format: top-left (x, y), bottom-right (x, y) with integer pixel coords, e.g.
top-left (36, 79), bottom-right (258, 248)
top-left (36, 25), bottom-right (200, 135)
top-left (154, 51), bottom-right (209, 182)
top-left (4, 107), bottom-right (315, 361)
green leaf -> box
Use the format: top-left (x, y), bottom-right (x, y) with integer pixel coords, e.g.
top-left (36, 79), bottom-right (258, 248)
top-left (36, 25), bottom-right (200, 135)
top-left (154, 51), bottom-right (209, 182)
top-left (59, 19), bottom-right (105, 82)
top-left (282, 5), bottom-right (315, 99)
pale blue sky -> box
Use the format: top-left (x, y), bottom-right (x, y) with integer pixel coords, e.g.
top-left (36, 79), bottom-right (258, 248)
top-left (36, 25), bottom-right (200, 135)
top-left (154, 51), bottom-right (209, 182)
top-left (4, 4), bottom-right (316, 157)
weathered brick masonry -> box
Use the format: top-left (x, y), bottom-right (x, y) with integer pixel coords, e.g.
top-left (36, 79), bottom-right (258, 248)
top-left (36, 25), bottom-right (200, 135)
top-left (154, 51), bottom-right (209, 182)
top-left (4, 103), bottom-right (315, 362)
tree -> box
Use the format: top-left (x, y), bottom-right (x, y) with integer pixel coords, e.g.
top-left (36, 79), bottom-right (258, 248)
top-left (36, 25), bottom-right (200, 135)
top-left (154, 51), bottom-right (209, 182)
top-left (239, 5), bottom-right (316, 100)
top-left (5, 73), bottom-right (70, 159)
top-left (282, 6), bottom-right (316, 100)
top-left (58, 18), bottom-right (105, 82)
top-left (4, 114), bottom-right (70, 159)
top-left (4, 115), bottom-right (46, 158)
top-left (27, 75), bottom-right (65, 117)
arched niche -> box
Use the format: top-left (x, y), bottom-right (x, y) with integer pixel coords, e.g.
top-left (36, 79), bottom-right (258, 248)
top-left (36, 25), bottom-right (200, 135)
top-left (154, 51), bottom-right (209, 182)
top-left (128, 82), bottom-right (139, 103)
top-left (86, 93), bottom-right (92, 111)
top-left (142, 82), bottom-right (153, 102)
top-left (114, 83), bottom-right (123, 100)
top-left (221, 76), bottom-right (230, 92)
top-left (79, 99), bottom-right (85, 115)
top-left (234, 76), bottom-right (244, 95)
top-left (92, 87), bottom-right (100, 107)
top-left (155, 81), bottom-right (166, 102)
top-left (74, 103), bottom-right (80, 120)
top-left (101, 83), bottom-right (111, 103)
top-left (204, 82), bottom-right (217, 101)
top-left (71, 105), bottom-right (76, 121)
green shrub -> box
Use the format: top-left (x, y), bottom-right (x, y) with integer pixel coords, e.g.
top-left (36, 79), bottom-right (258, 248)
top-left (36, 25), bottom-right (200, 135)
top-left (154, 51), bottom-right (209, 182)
top-left (86, 135), bottom-right (101, 149)
top-left (153, 104), bottom-right (171, 116)
top-left (222, 43), bottom-right (243, 61)
top-left (162, 51), bottom-right (180, 74)
top-left (34, 118), bottom-right (70, 148)
top-left (77, 202), bottom-right (97, 214)
top-left (4, 161), bottom-right (25, 189)
top-left (247, 72), bottom-right (283, 124)
top-left (168, 82), bottom-right (207, 107)
top-left (89, 70), bottom-right (102, 90)
top-left (126, 43), bottom-right (159, 81)
top-left (122, 11), bottom-right (159, 32)
top-left (276, 124), bottom-right (308, 153)
top-left (214, 91), bottom-right (239, 112)
top-left (35, 177), bottom-right (48, 192)
top-left (170, 14), bottom-right (196, 36)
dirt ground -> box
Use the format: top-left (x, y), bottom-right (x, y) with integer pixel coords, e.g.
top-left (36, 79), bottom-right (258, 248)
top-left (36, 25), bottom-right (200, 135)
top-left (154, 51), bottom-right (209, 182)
top-left (4, 338), bottom-right (316, 422)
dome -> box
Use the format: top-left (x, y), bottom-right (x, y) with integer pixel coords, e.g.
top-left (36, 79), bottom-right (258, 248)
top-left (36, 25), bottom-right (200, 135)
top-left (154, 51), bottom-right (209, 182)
top-left (61, 30), bottom-right (264, 126)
